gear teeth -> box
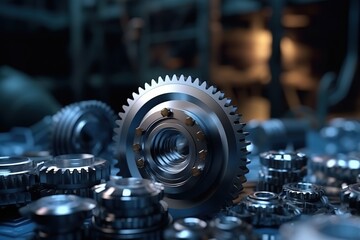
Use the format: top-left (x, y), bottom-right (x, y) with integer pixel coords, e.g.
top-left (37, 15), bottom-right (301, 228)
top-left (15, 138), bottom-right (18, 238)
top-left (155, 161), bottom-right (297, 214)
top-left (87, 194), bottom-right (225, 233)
top-left (184, 75), bottom-right (191, 82)
top-left (144, 82), bottom-right (151, 90)
top-left (151, 79), bottom-right (157, 86)
top-left (132, 92), bottom-right (138, 99)
top-left (158, 76), bottom-right (166, 83)
top-left (224, 99), bottom-right (232, 107)
top-left (127, 98), bottom-right (133, 105)
top-left (138, 87), bottom-right (145, 94)
top-left (178, 75), bottom-right (185, 82)
top-left (191, 78), bottom-right (199, 85)
top-left (170, 75), bottom-right (177, 82)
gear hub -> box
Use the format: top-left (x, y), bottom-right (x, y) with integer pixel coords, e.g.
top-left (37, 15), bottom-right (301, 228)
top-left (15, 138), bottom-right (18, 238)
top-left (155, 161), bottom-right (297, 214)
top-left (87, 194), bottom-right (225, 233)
top-left (114, 75), bottom-right (249, 218)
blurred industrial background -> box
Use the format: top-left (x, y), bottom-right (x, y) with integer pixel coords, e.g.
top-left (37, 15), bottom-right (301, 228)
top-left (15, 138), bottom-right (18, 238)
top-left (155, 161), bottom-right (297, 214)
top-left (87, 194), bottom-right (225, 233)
top-left (0, 0), bottom-right (359, 131)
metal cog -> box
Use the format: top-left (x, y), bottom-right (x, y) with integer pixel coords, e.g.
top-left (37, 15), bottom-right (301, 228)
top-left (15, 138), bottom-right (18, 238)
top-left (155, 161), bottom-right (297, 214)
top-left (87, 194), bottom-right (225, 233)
top-left (51, 100), bottom-right (116, 156)
top-left (114, 75), bottom-right (249, 219)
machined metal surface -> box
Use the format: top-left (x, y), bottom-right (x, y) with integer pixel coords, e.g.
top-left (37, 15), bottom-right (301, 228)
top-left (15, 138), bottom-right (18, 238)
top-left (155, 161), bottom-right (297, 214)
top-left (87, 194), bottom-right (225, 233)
top-left (0, 156), bottom-right (37, 206)
top-left (114, 75), bottom-right (248, 218)
top-left (52, 100), bottom-right (116, 156)
top-left (38, 153), bottom-right (110, 197)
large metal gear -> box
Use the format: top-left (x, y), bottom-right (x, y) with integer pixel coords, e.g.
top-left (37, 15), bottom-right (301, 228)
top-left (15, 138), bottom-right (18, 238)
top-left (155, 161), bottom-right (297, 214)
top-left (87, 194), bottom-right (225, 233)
top-left (51, 100), bottom-right (116, 156)
top-left (114, 75), bottom-right (249, 218)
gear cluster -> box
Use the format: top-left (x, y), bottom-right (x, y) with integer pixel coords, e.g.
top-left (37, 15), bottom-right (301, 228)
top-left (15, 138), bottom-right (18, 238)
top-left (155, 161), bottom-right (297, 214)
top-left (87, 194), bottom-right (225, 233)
top-left (2, 74), bottom-right (360, 239)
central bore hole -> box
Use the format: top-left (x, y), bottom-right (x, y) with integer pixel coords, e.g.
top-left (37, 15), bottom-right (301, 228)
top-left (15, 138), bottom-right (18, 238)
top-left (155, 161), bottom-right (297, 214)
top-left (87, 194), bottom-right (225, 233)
top-left (151, 129), bottom-right (190, 173)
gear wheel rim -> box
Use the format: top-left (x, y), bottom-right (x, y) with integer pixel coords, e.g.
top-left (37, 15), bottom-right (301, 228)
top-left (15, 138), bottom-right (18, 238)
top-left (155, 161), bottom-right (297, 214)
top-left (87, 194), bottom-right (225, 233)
top-left (51, 100), bottom-right (116, 156)
top-left (114, 75), bottom-right (248, 218)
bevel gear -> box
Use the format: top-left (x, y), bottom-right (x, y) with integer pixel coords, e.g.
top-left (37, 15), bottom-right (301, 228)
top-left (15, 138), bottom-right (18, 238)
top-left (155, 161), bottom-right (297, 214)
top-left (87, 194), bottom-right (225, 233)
top-left (113, 75), bottom-right (249, 218)
top-left (51, 100), bottom-right (116, 156)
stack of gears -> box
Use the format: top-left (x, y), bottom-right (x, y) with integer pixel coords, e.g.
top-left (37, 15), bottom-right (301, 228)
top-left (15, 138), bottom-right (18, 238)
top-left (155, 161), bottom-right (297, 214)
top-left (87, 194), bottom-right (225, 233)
top-left (257, 151), bottom-right (307, 193)
top-left (91, 177), bottom-right (170, 239)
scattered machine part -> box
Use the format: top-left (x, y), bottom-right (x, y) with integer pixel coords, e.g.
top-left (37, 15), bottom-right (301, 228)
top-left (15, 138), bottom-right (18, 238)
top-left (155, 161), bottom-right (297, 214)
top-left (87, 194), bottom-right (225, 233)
top-left (19, 194), bottom-right (96, 240)
top-left (114, 75), bottom-right (248, 218)
top-left (52, 100), bottom-right (116, 156)
top-left (164, 217), bottom-right (209, 240)
top-left (91, 177), bottom-right (170, 239)
top-left (280, 182), bottom-right (331, 215)
top-left (341, 183), bottom-right (360, 215)
top-left (228, 191), bottom-right (301, 227)
top-left (0, 156), bottom-right (37, 206)
top-left (280, 215), bottom-right (360, 240)
top-left (38, 154), bottom-right (110, 197)
top-left (257, 151), bottom-right (307, 193)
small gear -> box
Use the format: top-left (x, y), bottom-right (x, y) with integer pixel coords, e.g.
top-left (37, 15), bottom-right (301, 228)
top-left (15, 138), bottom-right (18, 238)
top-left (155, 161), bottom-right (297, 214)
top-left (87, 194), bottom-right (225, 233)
top-left (228, 191), bottom-right (301, 227)
top-left (257, 151), bottom-right (307, 193)
top-left (51, 100), bottom-right (116, 156)
top-left (260, 151), bottom-right (307, 170)
top-left (91, 177), bottom-right (170, 239)
top-left (113, 75), bottom-right (248, 218)
top-left (19, 194), bottom-right (96, 239)
top-left (281, 182), bottom-right (331, 215)
top-left (38, 154), bottom-right (110, 197)
top-left (0, 156), bottom-right (37, 206)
